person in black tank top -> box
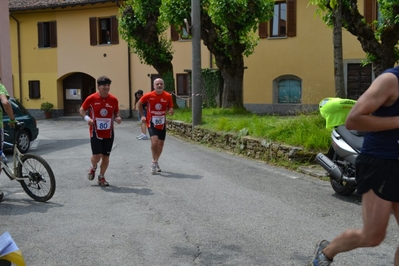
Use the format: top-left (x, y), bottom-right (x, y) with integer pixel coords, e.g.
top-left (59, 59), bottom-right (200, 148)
top-left (309, 66), bottom-right (399, 266)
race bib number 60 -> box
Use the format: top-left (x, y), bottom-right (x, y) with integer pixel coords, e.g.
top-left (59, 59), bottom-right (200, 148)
top-left (96, 118), bottom-right (112, 130)
top-left (152, 115), bottom-right (165, 126)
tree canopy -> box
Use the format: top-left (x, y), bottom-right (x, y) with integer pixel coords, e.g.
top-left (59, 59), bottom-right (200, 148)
top-left (161, 0), bottom-right (275, 108)
top-left (310, 0), bottom-right (399, 76)
top-left (120, 0), bottom-right (275, 108)
top-left (118, 0), bottom-right (175, 92)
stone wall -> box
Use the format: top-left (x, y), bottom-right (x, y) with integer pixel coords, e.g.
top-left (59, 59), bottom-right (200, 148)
top-left (167, 120), bottom-right (317, 164)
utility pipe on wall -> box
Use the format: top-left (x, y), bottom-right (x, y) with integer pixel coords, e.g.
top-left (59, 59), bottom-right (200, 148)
top-left (10, 15), bottom-right (22, 101)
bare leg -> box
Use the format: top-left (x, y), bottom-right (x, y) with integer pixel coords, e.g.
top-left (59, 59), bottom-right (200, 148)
top-left (99, 155), bottom-right (109, 176)
top-left (91, 154), bottom-right (101, 168)
top-left (150, 135), bottom-right (165, 162)
top-left (141, 122), bottom-right (147, 135)
top-left (391, 203), bottom-right (399, 266)
top-left (323, 190), bottom-right (392, 260)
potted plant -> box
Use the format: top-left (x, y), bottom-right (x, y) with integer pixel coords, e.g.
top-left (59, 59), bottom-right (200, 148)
top-left (40, 101), bottom-right (54, 119)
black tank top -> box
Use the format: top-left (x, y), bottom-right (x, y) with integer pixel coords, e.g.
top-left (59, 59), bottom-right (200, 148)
top-left (361, 66), bottom-right (399, 159)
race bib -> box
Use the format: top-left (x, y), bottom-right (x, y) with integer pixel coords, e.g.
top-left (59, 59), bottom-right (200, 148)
top-left (152, 115), bottom-right (165, 126)
top-left (95, 118), bottom-right (112, 130)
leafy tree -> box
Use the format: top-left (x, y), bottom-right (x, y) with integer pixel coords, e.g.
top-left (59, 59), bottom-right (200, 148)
top-left (118, 0), bottom-right (175, 93)
top-left (161, 0), bottom-right (274, 108)
top-left (310, 0), bottom-right (399, 77)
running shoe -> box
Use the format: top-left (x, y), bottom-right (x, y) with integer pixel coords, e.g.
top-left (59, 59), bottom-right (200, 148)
top-left (97, 175), bottom-right (109, 186)
top-left (309, 240), bottom-right (332, 266)
top-left (137, 134), bottom-right (149, 140)
top-left (155, 162), bottom-right (161, 172)
top-left (87, 166), bottom-right (97, 181)
top-left (151, 163), bottom-right (157, 175)
top-left (136, 134), bottom-right (144, 139)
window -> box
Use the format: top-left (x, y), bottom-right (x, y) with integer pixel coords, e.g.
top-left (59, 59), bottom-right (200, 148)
top-left (271, 2), bottom-right (287, 37)
top-left (259, 0), bottom-right (296, 38)
top-left (38, 21), bottom-right (57, 48)
top-left (171, 25), bottom-right (191, 41)
top-left (28, 80), bottom-right (41, 99)
top-left (89, 16), bottom-right (119, 45)
top-left (176, 74), bottom-right (189, 96)
top-left (273, 75), bottom-right (301, 103)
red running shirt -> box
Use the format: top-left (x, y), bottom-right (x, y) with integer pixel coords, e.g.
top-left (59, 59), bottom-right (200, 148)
top-left (81, 93), bottom-right (119, 138)
top-left (140, 90), bottom-right (173, 130)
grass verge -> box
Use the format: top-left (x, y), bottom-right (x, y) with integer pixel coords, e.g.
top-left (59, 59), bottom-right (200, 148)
top-left (171, 107), bottom-right (331, 153)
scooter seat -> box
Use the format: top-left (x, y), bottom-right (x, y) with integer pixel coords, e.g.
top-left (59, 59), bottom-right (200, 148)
top-left (336, 125), bottom-right (364, 151)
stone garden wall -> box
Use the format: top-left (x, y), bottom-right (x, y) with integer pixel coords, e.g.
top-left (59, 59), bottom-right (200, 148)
top-left (166, 120), bottom-right (317, 164)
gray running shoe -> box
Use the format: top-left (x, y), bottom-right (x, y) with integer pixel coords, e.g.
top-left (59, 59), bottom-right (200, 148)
top-left (309, 240), bottom-right (332, 266)
top-left (137, 134), bottom-right (149, 140)
top-left (97, 175), bottom-right (109, 186)
top-left (87, 166), bottom-right (97, 180)
top-left (138, 134), bottom-right (148, 140)
top-left (155, 162), bottom-right (161, 172)
top-left (151, 163), bottom-right (157, 175)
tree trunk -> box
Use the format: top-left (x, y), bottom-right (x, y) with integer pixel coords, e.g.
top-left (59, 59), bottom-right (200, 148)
top-left (218, 62), bottom-right (244, 108)
top-left (333, 1), bottom-right (346, 98)
top-left (213, 50), bottom-right (245, 108)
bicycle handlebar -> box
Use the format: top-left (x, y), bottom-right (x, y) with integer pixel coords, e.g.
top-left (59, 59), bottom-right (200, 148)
top-left (4, 121), bottom-right (25, 147)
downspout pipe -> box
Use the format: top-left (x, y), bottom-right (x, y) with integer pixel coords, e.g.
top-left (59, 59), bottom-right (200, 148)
top-left (127, 46), bottom-right (132, 118)
top-left (10, 14), bottom-right (22, 102)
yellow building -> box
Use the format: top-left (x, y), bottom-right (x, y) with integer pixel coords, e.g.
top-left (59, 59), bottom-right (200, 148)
top-left (1, 0), bottom-right (13, 92)
top-left (7, 0), bottom-right (372, 118)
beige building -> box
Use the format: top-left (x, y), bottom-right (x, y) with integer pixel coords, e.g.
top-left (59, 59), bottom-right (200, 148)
top-left (0, 0), bottom-right (13, 93)
top-left (7, 0), bottom-right (373, 118)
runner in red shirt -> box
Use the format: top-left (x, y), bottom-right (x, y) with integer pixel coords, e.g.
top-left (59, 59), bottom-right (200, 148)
top-left (138, 78), bottom-right (174, 174)
top-left (79, 76), bottom-right (122, 186)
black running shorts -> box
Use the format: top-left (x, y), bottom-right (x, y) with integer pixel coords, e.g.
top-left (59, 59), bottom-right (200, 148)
top-left (356, 154), bottom-right (399, 202)
top-left (148, 122), bottom-right (166, 140)
top-left (90, 135), bottom-right (114, 156)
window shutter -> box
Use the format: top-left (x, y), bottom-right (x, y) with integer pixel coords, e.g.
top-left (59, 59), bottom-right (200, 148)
top-left (89, 17), bottom-right (97, 46)
top-left (38, 22), bottom-right (44, 48)
top-left (49, 21), bottom-right (57, 47)
top-left (110, 16), bottom-right (119, 44)
top-left (259, 22), bottom-right (268, 38)
top-left (170, 25), bottom-right (179, 41)
top-left (364, 0), bottom-right (376, 24)
top-left (286, 0), bottom-right (296, 37)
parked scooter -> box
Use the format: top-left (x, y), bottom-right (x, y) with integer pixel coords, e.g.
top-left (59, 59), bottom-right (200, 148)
top-left (315, 98), bottom-right (364, 196)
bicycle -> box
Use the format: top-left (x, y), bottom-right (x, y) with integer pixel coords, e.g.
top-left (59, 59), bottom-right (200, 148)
top-left (1, 122), bottom-right (55, 202)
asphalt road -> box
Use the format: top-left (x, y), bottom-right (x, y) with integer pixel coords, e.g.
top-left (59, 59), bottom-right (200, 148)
top-left (0, 118), bottom-right (398, 265)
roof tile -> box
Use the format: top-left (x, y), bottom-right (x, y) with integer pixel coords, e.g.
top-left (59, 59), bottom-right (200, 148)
top-left (9, 0), bottom-right (116, 11)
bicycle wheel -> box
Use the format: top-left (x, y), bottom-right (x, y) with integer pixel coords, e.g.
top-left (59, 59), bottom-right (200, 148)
top-left (18, 153), bottom-right (56, 202)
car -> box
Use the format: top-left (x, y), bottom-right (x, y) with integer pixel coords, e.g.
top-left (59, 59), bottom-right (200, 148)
top-left (2, 98), bottom-right (39, 153)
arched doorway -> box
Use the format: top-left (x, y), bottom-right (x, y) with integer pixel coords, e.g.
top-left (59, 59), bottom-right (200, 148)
top-left (63, 73), bottom-right (95, 116)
